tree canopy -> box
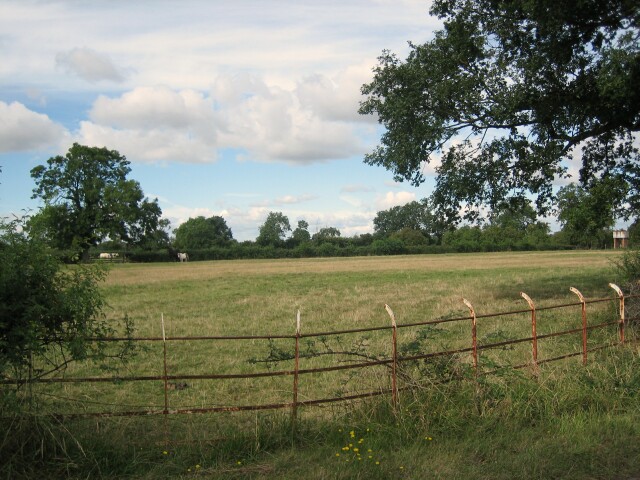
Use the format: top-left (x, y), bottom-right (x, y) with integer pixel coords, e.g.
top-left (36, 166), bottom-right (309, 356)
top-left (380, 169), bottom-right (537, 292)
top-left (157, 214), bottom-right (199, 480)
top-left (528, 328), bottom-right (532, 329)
top-left (373, 198), bottom-right (439, 242)
top-left (360, 0), bottom-right (640, 223)
top-left (0, 217), bottom-right (132, 381)
top-left (256, 212), bottom-right (291, 247)
top-left (30, 144), bottom-right (166, 260)
top-left (556, 180), bottom-right (620, 247)
top-left (173, 215), bottom-right (233, 250)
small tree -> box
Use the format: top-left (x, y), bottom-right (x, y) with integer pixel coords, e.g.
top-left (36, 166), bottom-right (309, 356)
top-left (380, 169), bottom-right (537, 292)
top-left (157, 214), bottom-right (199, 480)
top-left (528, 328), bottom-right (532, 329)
top-left (557, 181), bottom-right (620, 248)
top-left (0, 216), bottom-right (133, 385)
top-left (290, 220), bottom-right (311, 246)
top-left (312, 227), bottom-right (341, 244)
top-left (256, 212), bottom-right (291, 247)
top-left (174, 215), bottom-right (233, 250)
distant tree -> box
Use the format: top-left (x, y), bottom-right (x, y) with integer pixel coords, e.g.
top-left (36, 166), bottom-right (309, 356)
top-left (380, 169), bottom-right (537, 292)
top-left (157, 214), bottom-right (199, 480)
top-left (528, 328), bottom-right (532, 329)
top-left (389, 227), bottom-right (428, 246)
top-left (373, 198), bottom-right (438, 242)
top-left (360, 0), bottom-right (640, 224)
top-left (482, 200), bottom-right (551, 248)
top-left (291, 220), bottom-right (311, 246)
top-left (30, 143), bottom-right (166, 261)
top-left (174, 215), bottom-right (233, 250)
top-left (442, 226), bottom-right (483, 251)
top-left (256, 212), bottom-right (291, 247)
top-left (557, 180), bottom-right (621, 248)
top-left (312, 227), bottom-right (341, 244)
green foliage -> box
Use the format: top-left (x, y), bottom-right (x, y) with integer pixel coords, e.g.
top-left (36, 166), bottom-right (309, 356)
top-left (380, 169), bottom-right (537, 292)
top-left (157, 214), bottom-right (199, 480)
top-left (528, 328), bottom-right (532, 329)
top-left (373, 198), bottom-right (440, 242)
top-left (290, 220), bottom-right (311, 246)
top-left (613, 247), bottom-right (640, 285)
top-left (0, 217), bottom-right (133, 383)
top-left (312, 226), bottom-right (341, 244)
top-left (30, 143), bottom-right (166, 260)
top-left (557, 181), bottom-right (619, 248)
top-left (360, 0), bottom-right (640, 224)
top-left (256, 212), bottom-right (291, 247)
top-left (173, 215), bottom-right (233, 250)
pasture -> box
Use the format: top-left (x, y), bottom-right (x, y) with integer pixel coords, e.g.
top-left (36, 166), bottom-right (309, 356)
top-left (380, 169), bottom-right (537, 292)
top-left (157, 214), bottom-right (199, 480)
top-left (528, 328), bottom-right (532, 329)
top-left (5, 250), bottom-right (640, 479)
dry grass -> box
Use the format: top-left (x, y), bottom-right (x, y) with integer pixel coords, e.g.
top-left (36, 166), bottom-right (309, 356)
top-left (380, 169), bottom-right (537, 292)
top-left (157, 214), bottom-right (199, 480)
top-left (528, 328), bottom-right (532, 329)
top-left (33, 250), bottom-right (622, 417)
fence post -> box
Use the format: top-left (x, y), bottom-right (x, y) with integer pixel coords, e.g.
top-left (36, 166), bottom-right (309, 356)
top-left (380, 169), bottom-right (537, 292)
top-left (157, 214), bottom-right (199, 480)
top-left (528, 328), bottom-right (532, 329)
top-left (462, 298), bottom-right (478, 377)
top-left (292, 310), bottom-right (301, 427)
top-left (161, 314), bottom-right (169, 414)
top-left (520, 292), bottom-right (538, 369)
top-left (161, 314), bottom-right (169, 449)
top-left (384, 304), bottom-right (398, 410)
top-left (569, 287), bottom-right (588, 365)
top-left (609, 283), bottom-right (625, 344)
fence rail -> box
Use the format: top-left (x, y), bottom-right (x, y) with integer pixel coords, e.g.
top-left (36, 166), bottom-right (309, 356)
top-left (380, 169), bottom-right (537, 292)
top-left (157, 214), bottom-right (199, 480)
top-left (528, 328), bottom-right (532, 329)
top-left (2, 284), bottom-right (638, 421)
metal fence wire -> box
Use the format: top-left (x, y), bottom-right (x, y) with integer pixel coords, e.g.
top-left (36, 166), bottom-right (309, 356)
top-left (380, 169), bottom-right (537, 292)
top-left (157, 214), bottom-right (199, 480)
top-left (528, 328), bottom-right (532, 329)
top-left (2, 284), bottom-right (638, 422)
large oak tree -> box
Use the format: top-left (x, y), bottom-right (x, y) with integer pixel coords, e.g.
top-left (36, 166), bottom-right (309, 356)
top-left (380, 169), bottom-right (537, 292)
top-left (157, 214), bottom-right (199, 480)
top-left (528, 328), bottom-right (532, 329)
top-left (360, 0), bottom-right (639, 223)
top-left (30, 143), bottom-right (166, 261)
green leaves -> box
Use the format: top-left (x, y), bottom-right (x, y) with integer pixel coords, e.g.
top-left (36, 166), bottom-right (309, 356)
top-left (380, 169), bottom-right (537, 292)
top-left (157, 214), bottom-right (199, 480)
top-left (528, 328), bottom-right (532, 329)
top-left (29, 144), bottom-right (166, 259)
top-left (361, 0), bottom-right (640, 224)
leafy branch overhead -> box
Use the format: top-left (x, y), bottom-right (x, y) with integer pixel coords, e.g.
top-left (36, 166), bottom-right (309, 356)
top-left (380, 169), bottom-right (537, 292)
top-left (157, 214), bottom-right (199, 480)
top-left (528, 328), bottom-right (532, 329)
top-left (360, 0), bottom-right (640, 223)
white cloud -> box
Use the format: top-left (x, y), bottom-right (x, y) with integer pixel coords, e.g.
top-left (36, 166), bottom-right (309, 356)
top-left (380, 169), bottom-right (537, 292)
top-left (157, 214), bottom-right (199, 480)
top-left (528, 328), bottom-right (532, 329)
top-left (76, 121), bottom-right (217, 164)
top-left (340, 184), bottom-right (375, 193)
top-left (376, 191), bottom-right (416, 210)
top-left (55, 47), bottom-right (126, 83)
top-left (0, 101), bottom-right (66, 153)
top-left (295, 62), bottom-right (377, 123)
top-left (214, 73), bottom-right (367, 164)
top-left (90, 86), bottom-right (217, 131)
top-left (75, 86), bottom-right (220, 163)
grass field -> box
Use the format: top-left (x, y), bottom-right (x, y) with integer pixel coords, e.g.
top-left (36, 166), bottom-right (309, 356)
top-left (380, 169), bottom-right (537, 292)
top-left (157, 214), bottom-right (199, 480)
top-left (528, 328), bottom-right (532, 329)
top-left (3, 250), bottom-right (640, 479)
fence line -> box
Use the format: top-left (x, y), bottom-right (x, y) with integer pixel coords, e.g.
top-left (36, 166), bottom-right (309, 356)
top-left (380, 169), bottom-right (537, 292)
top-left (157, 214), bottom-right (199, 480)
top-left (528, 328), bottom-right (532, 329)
top-left (2, 284), bottom-right (638, 422)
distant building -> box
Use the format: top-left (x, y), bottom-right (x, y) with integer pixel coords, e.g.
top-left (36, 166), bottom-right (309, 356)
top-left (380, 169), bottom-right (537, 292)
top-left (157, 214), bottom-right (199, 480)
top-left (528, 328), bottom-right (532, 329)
top-left (613, 230), bottom-right (629, 248)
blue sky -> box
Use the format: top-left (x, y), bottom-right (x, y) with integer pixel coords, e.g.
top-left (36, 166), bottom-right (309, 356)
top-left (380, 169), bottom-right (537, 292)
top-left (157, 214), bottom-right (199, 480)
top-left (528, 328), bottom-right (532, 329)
top-left (2, 0), bottom-right (622, 241)
top-left (0, 0), bottom-right (446, 241)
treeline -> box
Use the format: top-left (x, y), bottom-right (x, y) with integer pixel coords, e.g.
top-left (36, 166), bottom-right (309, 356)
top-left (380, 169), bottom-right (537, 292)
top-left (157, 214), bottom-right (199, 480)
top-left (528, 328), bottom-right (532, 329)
top-left (22, 143), bottom-right (636, 264)
top-left (95, 197), bottom-right (638, 263)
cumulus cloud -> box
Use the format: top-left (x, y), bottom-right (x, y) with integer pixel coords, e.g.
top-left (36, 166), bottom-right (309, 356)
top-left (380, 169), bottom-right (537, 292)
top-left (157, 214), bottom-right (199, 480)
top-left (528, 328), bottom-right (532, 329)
top-left (213, 73), bottom-right (367, 164)
top-left (76, 86), bottom-right (220, 163)
top-left (0, 101), bottom-right (66, 152)
top-left (76, 121), bottom-right (217, 164)
top-left (74, 73), bottom-right (371, 165)
top-left (376, 191), bottom-right (416, 210)
top-left (55, 47), bottom-right (126, 83)
top-left (295, 62), bottom-right (376, 123)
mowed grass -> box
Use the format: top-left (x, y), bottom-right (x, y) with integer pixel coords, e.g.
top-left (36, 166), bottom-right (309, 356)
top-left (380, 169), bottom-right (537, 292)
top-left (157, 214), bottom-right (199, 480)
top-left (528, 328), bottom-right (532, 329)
top-left (6, 250), bottom-right (640, 479)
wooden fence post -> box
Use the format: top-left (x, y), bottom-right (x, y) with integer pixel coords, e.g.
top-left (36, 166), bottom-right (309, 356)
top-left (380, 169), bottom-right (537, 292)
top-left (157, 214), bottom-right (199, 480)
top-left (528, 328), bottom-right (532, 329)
top-left (609, 283), bottom-right (625, 344)
top-left (462, 298), bottom-right (478, 377)
top-left (384, 304), bottom-right (398, 410)
top-left (161, 314), bottom-right (169, 448)
top-left (292, 310), bottom-right (301, 427)
top-left (520, 292), bottom-right (538, 370)
top-left (569, 287), bottom-right (588, 365)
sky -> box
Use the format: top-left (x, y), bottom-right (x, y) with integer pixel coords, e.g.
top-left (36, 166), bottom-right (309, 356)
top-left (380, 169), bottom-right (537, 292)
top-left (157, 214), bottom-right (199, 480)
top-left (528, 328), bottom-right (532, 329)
top-left (0, 0), bottom-right (448, 241)
top-left (1, 0), bottom-right (621, 242)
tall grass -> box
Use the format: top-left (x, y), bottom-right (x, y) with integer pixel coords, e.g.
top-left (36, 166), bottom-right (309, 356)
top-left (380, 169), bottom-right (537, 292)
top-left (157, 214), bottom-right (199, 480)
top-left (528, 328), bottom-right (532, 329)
top-left (2, 251), bottom-right (638, 479)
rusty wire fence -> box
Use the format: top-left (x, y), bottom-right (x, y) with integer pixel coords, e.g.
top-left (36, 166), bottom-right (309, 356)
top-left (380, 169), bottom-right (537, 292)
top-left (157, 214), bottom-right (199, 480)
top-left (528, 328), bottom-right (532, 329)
top-left (2, 283), bottom-right (638, 426)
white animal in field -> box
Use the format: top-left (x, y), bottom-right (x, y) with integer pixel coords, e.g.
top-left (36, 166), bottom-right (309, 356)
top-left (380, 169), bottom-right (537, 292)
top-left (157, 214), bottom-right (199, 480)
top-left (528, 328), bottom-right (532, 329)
top-left (177, 252), bottom-right (189, 262)
top-left (99, 253), bottom-right (119, 260)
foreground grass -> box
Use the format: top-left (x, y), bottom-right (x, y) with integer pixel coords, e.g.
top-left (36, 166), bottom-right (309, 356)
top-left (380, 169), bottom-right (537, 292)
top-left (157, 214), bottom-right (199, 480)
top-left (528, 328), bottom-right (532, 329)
top-left (2, 251), bottom-right (639, 479)
top-left (3, 347), bottom-right (639, 479)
